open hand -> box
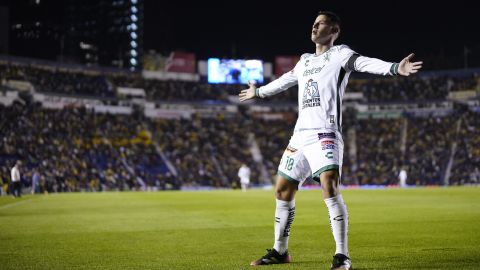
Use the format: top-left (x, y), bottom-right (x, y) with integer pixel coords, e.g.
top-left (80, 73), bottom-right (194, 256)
top-left (238, 82), bottom-right (257, 102)
top-left (398, 53), bottom-right (423, 76)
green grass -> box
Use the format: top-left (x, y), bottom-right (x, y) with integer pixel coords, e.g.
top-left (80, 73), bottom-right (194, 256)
top-left (0, 187), bottom-right (479, 269)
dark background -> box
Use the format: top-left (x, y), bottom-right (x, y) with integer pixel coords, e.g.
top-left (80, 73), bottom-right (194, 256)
top-left (146, 0), bottom-right (479, 69)
top-left (2, 0), bottom-right (479, 70)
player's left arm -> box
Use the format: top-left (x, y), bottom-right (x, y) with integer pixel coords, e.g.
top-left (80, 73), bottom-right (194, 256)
top-left (344, 48), bottom-right (422, 76)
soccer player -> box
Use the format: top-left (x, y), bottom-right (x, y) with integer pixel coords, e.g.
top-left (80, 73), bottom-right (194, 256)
top-left (239, 11), bottom-right (422, 270)
top-left (238, 163), bottom-right (251, 192)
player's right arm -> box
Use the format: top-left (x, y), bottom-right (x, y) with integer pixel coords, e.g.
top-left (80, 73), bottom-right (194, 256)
top-left (239, 64), bottom-right (299, 102)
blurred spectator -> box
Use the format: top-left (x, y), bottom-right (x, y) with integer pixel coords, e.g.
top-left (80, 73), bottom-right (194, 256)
top-left (31, 169), bottom-right (40, 194)
top-left (398, 168), bottom-right (408, 187)
top-left (238, 163), bottom-right (251, 192)
top-left (0, 167), bottom-right (7, 196)
top-left (11, 160), bottom-right (22, 197)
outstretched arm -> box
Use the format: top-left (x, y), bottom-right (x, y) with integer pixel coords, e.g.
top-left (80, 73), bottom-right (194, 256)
top-left (397, 53), bottom-right (423, 76)
top-left (347, 52), bottom-right (422, 76)
top-left (239, 67), bottom-right (298, 102)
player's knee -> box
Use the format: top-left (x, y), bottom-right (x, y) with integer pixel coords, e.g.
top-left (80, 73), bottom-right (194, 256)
top-left (320, 170), bottom-right (340, 198)
top-left (275, 176), bottom-right (297, 201)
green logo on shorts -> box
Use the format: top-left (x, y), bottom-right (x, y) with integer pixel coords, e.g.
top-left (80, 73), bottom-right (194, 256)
top-left (325, 152), bottom-right (334, 159)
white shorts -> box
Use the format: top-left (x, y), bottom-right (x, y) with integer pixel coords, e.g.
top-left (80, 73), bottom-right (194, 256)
top-left (277, 130), bottom-right (343, 184)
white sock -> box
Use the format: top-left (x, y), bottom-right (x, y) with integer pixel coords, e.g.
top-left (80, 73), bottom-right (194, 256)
top-left (324, 194), bottom-right (349, 256)
top-left (273, 199), bottom-right (295, 255)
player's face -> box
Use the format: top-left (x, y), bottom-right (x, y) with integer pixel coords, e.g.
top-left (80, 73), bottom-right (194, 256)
top-left (311, 15), bottom-right (338, 44)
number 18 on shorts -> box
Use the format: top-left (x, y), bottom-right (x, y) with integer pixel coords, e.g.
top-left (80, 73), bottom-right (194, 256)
top-left (277, 134), bottom-right (343, 183)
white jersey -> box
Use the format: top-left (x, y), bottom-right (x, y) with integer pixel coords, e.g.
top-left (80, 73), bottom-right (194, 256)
top-left (238, 166), bottom-right (251, 184)
top-left (257, 45), bottom-right (398, 135)
top-left (11, 166), bottom-right (20, 182)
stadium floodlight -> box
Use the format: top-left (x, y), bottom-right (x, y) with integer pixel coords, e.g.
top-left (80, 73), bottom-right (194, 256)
top-left (131, 6), bottom-right (138, 13)
top-left (131, 49), bottom-right (137, 57)
top-left (130, 41), bottom-right (137, 48)
top-left (130, 32), bottom-right (137, 39)
top-left (130, 23), bottom-right (137, 31)
top-left (131, 15), bottom-right (138, 22)
top-left (131, 0), bottom-right (137, 4)
top-left (130, 58), bottom-right (137, 65)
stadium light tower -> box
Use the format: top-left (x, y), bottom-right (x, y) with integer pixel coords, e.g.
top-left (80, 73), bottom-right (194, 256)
top-left (126, 0), bottom-right (143, 71)
top-left (64, 0), bottom-right (143, 70)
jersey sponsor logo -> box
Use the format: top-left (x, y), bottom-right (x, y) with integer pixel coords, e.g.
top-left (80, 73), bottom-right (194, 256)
top-left (303, 66), bottom-right (323, 76)
top-left (302, 79), bottom-right (321, 109)
top-left (318, 132), bottom-right (336, 140)
top-left (321, 140), bottom-right (335, 150)
top-left (303, 79), bottom-right (320, 98)
top-left (325, 151), bottom-right (334, 159)
top-left (303, 50), bottom-right (332, 77)
top-left (322, 144), bottom-right (335, 150)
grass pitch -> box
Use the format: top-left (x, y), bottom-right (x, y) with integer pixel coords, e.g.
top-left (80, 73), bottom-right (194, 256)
top-left (0, 187), bottom-right (479, 269)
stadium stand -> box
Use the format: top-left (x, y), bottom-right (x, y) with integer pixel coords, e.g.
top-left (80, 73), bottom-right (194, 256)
top-left (0, 102), bottom-right (170, 192)
top-left (450, 110), bottom-right (480, 185)
top-left (0, 57), bottom-right (479, 192)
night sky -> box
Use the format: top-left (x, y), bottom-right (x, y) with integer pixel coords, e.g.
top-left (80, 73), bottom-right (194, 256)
top-left (145, 0), bottom-right (480, 70)
top-left (2, 0), bottom-right (479, 70)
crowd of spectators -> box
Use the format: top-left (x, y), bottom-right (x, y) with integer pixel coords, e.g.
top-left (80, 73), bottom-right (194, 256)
top-left (404, 114), bottom-right (457, 185)
top-left (251, 116), bottom-right (295, 179)
top-left (343, 118), bottom-right (404, 185)
top-left (109, 74), bottom-right (237, 102)
top-left (2, 61), bottom-right (478, 103)
top-left (1, 59), bottom-right (479, 193)
top-left (0, 103), bottom-right (172, 193)
top-left (0, 62), bottom-right (113, 97)
top-left (150, 114), bottom-right (260, 188)
top-left (348, 74), bottom-right (479, 103)
top-left (1, 102), bottom-right (479, 193)
top-left (450, 110), bottom-right (480, 185)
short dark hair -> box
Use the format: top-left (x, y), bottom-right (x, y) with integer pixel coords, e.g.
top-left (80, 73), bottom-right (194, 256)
top-left (317, 11), bottom-right (341, 28)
